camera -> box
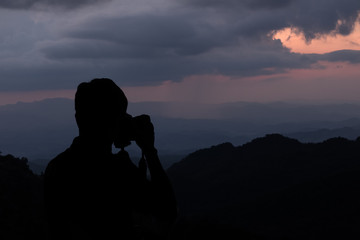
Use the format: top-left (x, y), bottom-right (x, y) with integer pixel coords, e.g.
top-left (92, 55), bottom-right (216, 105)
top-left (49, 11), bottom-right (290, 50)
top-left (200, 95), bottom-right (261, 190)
top-left (114, 114), bottom-right (151, 149)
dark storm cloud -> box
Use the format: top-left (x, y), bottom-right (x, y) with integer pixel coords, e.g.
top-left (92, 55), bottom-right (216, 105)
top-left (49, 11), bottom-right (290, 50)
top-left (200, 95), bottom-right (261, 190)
top-left (287, 0), bottom-right (360, 41)
top-left (42, 39), bottom-right (161, 59)
top-left (180, 0), bottom-right (360, 41)
top-left (42, 14), bottom-right (234, 59)
top-left (2, 0), bottom-right (359, 91)
top-left (0, 0), bottom-right (109, 10)
top-left (246, 0), bottom-right (292, 9)
top-left (35, 2), bottom-right (359, 89)
top-left (38, 30), bottom-right (317, 88)
top-left (198, 40), bottom-right (318, 77)
top-left (320, 50), bottom-right (360, 63)
top-left (182, 0), bottom-right (292, 9)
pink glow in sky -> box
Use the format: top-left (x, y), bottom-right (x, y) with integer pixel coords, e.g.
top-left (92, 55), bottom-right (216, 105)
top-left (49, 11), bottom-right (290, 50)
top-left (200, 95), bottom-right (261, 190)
top-left (123, 61), bottom-right (360, 104)
top-left (273, 20), bottom-right (360, 54)
top-left (1, 58), bottom-right (360, 106)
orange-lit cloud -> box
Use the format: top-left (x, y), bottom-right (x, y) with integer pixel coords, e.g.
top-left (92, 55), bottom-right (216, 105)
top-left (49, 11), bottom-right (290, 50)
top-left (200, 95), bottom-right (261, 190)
top-left (273, 19), bottom-right (360, 54)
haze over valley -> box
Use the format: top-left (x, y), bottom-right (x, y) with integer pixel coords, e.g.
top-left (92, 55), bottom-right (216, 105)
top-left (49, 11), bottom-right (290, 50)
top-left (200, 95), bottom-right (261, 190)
top-left (2, 98), bottom-right (360, 173)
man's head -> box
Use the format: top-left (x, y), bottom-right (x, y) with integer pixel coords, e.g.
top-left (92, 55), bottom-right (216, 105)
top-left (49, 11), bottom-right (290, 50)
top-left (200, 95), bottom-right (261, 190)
top-left (75, 78), bottom-right (128, 142)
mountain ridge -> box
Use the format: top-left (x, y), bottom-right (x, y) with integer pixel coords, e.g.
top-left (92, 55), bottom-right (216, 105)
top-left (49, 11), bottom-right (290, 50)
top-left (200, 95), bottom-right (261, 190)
top-left (167, 134), bottom-right (360, 239)
top-left (3, 98), bottom-right (360, 174)
top-left (1, 133), bottom-right (360, 239)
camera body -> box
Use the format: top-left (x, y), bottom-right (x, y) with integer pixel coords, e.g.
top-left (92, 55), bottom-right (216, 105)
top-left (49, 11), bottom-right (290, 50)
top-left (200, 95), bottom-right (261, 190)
top-left (114, 114), bottom-right (150, 149)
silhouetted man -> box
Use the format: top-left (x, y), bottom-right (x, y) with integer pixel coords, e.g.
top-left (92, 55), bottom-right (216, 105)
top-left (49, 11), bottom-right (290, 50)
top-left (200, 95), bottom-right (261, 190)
top-left (44, 78), bottom-right (177, 240)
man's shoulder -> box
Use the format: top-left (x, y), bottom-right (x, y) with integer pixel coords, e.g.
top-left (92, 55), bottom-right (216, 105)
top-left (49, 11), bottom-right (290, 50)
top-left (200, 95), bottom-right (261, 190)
top-left (52, 148), bottom-right (73, 163)
top-left (45, 137), bottom-right (84, 174)
top-left (44, 148), bottom-right (73, 177)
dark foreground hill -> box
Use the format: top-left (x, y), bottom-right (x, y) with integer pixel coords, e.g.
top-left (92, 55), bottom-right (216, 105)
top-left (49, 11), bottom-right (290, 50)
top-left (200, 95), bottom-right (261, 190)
top-left (0, 154), bottom-right (45, 239)
top-left (167, 134), bottom-right (360, 240)
top-left (2, 134), bottom-right (360, 239)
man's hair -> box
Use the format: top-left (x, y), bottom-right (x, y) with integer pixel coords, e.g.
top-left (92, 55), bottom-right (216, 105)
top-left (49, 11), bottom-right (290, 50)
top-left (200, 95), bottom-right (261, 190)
top-left (75, 78), bottom-right (128, 118)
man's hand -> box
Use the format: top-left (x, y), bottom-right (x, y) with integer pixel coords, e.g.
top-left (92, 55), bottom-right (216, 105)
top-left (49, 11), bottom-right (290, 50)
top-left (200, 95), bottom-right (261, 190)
top-left (134, 115), bottom-right (155, 152)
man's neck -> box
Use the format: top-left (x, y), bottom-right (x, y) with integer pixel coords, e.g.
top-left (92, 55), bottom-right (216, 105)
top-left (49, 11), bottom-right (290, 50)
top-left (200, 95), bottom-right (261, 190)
top-left (76, 134), bottom-right (113, 154)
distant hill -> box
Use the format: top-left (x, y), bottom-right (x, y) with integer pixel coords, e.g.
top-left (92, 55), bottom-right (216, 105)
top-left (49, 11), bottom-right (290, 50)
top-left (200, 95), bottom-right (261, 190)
top-left (3, 98), bottom-right (360, 175)
top-left (285, 126), bottom-right (360, 143)
top-left (167, 134), bottom-right (360, 239)
top-left (0, 98), bottom-right (77, 159)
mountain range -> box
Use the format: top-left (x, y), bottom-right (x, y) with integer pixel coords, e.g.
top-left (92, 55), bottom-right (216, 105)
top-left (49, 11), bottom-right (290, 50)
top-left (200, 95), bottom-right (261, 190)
top-left (2, 98), bottom-right (360, 174)
top-left (1, 131), bottom-right (360, 238)
top-left (167, 134), bottom-right (360, 239)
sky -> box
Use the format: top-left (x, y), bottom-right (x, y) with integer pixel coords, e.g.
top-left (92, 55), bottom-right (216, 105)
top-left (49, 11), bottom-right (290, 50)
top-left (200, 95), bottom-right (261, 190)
top-left (0, 0), bottom-right (360, 105)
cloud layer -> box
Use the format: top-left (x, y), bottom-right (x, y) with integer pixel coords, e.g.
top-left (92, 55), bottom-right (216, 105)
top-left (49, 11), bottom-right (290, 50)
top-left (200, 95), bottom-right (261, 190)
top-left (0, 0), bottom-right (108, 10)
top-left (0, 0), bottom-right (359, 94)
top-left (181, 0), bottom-right (360, 40)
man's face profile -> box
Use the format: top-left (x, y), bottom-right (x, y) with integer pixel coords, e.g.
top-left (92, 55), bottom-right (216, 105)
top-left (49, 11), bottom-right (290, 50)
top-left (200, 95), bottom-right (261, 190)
top-left (74, 78), bottom-right (128, 143)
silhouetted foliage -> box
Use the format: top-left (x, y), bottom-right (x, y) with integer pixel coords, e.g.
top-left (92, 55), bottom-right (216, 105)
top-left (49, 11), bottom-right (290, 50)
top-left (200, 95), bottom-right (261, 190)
top-left (0, 153), bottom-right (45, 240)
top-left (168, 134), bottom-right (360, 239)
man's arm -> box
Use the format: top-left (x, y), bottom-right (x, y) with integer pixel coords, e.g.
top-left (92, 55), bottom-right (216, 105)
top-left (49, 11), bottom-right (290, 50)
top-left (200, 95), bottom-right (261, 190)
top-left (143, 147), bottom-right (178, 221)
top-left (135, 115), bottom-right (178, 223)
